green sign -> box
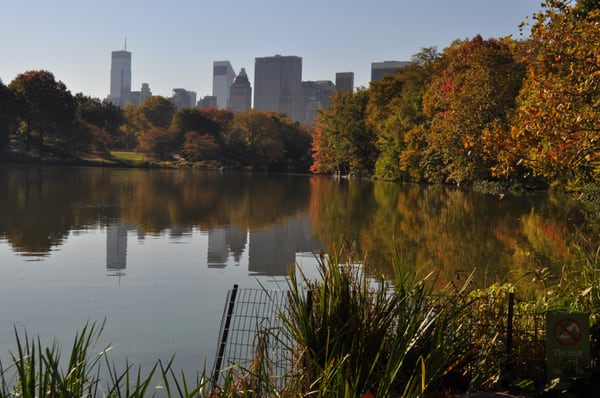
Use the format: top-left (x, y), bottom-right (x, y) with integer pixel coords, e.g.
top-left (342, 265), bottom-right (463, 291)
top-left (546, 313), bottom-right (589, 381)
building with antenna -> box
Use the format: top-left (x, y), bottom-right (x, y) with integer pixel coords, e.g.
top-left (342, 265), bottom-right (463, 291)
top-left (107, 40), bottom-right (132, 106)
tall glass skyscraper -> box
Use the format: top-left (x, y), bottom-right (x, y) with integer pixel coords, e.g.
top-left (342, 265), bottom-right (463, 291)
top-left (253, 55), bottom-right (303, 122)
top-left (212, 61), bottom-right (235, 110)
top-left (108, 50), bottom-right (132, 106)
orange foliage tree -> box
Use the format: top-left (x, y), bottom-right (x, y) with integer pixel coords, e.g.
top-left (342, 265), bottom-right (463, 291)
top-left (509, 0), bottom-right (600, 185)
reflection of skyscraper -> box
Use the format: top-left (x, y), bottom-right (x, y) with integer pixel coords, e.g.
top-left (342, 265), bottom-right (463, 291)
top-left (226, 227), bottom-right (248, 263)
top-left (248, 215), bottom-right (321, 275)
top-left (208, 226), bottom-right (248, 267)
top-left (107, 223), bottom-right (127, 275)
top-left (208, 228), bottom-right (228, 267)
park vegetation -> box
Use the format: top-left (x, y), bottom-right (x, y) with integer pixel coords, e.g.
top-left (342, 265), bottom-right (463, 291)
top-left (1, 235), bottom-right (599, 397)
top-left (312, 0), bottom-right (600, 195)
top-left (1, 1), bottom-right (598, 193)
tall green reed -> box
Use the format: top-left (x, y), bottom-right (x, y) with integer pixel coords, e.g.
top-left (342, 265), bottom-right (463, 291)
top-left (280, 242), bottom-right (484, 397)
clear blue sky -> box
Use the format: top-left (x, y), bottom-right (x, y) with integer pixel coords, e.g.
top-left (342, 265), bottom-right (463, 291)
top-left (1, 0), bottom-right (542, 100)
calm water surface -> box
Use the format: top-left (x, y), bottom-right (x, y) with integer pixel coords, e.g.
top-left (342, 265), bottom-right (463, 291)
top-left (0, 165), bottom-right (596, 378)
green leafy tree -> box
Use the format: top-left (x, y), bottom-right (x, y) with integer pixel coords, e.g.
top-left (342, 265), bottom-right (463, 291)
top-left (367, 51), bottom-right (436, 181)
top-left (509, 0), bottom-right (600, 185)
top-left (8, 70), bottom-right (77, 155)
top-left (311, 89), bottom-right (374, 176)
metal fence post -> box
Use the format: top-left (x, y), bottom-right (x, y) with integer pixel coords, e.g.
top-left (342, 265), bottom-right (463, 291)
top-left (506, 290), bottom-right (515, 354)
top-left (212, 284), bottom-right (239, 385)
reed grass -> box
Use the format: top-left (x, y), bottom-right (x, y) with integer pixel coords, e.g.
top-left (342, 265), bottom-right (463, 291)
top-left (278, 242), bottom-right (493, 397)
top-left (2, 237), bottom-right (597, 397)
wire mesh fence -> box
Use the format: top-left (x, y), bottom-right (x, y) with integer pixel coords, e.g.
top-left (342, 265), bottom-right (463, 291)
top-left (211, 283), bottom-right (550, 391)
top-left (212, 285), bottom-right (293, 390)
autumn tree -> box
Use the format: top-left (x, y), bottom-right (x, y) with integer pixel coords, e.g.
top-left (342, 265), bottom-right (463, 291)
top-left (422, 36), bottom-right (525, 185)
top-left (171, 108), bottom-right (234, 161)
top-left (75, 94), bottom-right (124, 152)
top-left (228, 110), bottom-right (284, 170)
top-left (8, 70), bottom-right (79, 155)
top-left (122, 96), bottom-right (178, 158)
top-left (508, 0), bottom-right (600, 185)
top-left (138, 96), bottom-right (176, 129)
top-left (311, 89), bottom-right (374, 176)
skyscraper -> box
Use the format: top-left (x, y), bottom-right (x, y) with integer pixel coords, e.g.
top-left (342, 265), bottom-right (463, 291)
top-left (171, 88), bottom-right (197, 110)
top-left (254, 55), bottom-right (303, 122)
top-left (371, 61), bottom-right (410, 82)
top-left (335, 72), bottom-right (354, 94)
top-left (229, 68), bottom-right (252, 114)
top-left (108, 50), bottom-right (132, 106)
top-left (212, 61), bottom-right (236, 109)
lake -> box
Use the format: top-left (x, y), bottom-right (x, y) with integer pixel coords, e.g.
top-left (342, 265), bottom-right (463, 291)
top-left (0, 165), bottom-right (596, 380)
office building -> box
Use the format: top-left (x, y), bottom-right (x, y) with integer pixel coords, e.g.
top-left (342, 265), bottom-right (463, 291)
top-left (335, 72), bottom-right (354, 94)
top-left (212, 61), bottom-right (236, 109)
top-left (254, 55), bottom-right (303, 122)
top-left (198, 95), bottom-right (218, 109)
top-left (171, 88), bottom-right (196, 110)
top-left (229, 68), bottom-right (252, 113)
top-left (108, 50), bottom-right (132, 106)
top-left (371, 61), bottom-right (410, 82)
top-left (302, 80), bottom-right (336, 124)
top-left (130, 83), bottom-right (152, 106)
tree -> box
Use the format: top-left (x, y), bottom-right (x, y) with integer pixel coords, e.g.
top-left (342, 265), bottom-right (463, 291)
top-left (137, 127), bottom-right (179, 160)
top-left (181, 131), bottom-right (219, 161)
top-left (509, 0), bottom-right (600, 185)
top-left (0, 79), bottom-right (15, 159)
top-left (8, 70), bottom-right (77, 155)
top-left (311, 89), bottom-right (374, 176)
top-left (421, 36), bottom-right (525, 185)
top-left (122, 96), bottom-right (177, 155)
top-left (229, 110), bottom-right (284, 170)
top-left (366, 54), bottom-right (434, 181)
top-left (138, 96), bottom-right (176, 129)
top-left (75, 94), bottom-right (124, 152)
top-left (170, 108), bottom-right (232, 160)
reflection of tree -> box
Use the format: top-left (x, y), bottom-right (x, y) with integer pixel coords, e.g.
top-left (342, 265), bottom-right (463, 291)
top-left (309, 176), bottom-right (594, 287)
top-left (0, 167), bottom-right (312, 256)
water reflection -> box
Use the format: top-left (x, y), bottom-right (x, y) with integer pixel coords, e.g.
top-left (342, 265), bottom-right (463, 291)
top-left (0, 166), bottom-right (322, 276)
top-left (1, 165), bottom-right (598, 288)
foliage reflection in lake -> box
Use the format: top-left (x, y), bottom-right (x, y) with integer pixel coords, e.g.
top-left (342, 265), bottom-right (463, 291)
top-left (0, 165), bottom-right (598, 376)
top-left (1, 166), bottom-right (598, 288)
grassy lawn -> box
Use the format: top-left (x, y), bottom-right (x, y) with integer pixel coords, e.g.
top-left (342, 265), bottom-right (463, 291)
top-left (109, 151), bottom-right (148, 162)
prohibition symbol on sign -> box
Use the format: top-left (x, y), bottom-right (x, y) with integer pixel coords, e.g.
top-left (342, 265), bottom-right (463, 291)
top-left (553, 317), bottom-right (583, 347)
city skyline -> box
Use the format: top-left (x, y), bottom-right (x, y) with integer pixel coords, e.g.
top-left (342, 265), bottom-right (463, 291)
top-left (1, 1), bottom-right (542, 100)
